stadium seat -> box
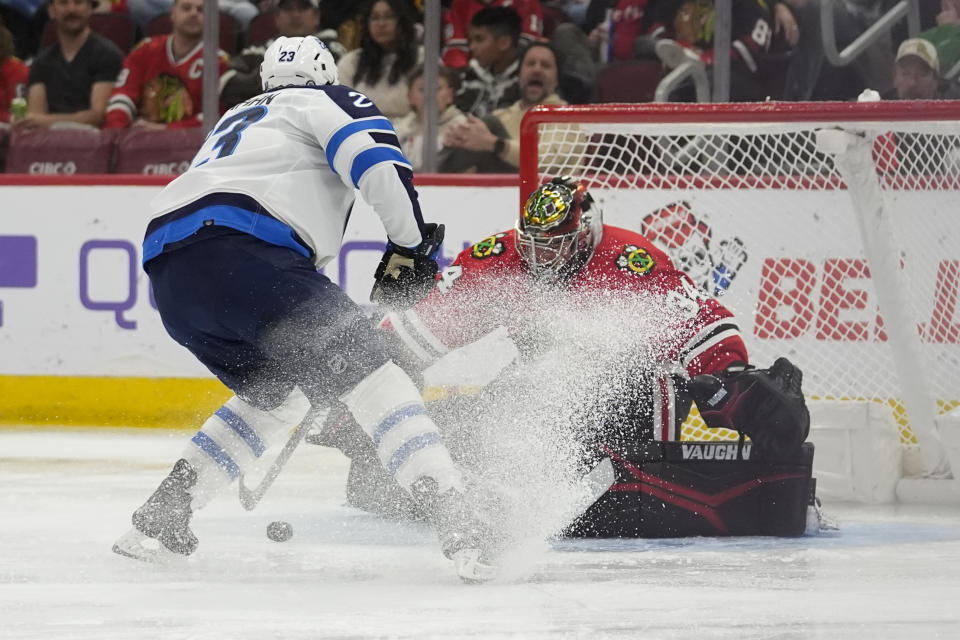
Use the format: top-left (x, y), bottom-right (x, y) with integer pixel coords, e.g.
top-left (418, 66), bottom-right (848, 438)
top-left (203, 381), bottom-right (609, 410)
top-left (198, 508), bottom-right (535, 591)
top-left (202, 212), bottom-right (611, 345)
top-left (245, 11), bottom-right (279, 48)
top-left (594, 61), bottom-right (664, 104)
top-left (41, 12), bottom-right (138, 54)
top-left (5, 128), bottom-right (116, 174)
top-left (145, 12), bottom-right (238, 54)
top-left (113, 128), bottom-right (204, 175)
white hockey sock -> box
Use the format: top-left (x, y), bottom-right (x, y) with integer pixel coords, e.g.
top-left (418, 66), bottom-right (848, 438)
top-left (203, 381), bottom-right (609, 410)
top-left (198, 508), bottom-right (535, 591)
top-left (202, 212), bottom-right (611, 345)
top-left (184, 389), bottom-right (312, 509)
top-left (340, 361), bottom-right (462, 494)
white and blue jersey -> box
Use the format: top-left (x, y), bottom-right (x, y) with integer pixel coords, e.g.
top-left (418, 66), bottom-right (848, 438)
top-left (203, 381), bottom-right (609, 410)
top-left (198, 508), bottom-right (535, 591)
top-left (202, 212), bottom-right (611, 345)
top-left (136, 79), bottom-right (467, 529)
top-left (144, 84), bottom-right (425, 268)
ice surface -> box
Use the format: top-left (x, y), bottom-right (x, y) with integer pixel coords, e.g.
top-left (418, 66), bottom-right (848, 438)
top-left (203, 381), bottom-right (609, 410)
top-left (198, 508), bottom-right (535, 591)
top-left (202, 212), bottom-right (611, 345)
top-left (3, 428), bottom-right (960, 640)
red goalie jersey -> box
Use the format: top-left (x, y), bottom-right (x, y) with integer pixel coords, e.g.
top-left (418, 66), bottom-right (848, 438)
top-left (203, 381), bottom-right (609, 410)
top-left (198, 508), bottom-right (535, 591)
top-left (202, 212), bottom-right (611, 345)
top-left (381, 225), bottom-right (748, 441)
top-left (105, 35), bottom-right (228, 129)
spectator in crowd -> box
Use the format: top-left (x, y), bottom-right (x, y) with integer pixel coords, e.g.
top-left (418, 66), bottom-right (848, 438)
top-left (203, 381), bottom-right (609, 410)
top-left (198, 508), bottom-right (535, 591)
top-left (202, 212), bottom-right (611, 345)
top-left (579, 0), bottom-right (670, 61)
top-left (394, 65), bottom-right (467, 171)
top-left (871, 37), bottom-right (960, 177)
top-left (15, 0), bottom-right (123, 130)
top-left (0, 16), bottom-right (28, 124)
top-left (0, 0), bottom-right (46, 59)
top-left (439, 41), bottom-right (565, 173)
top-left (782, 0), bottom-right (894, 101)
top-left (105, 0), bottom-right (229, 129)
top-left (454, 6), bottom-right (522, 118)
top-left (915, 0), bottom-right (960, 83)
top-left (550, 0), bottom-right (673, 103)
top-left (771, 0), bottom-right (801, 50)
top-left (577, 0), bottom-right (794, 64)
top-left (246, 0), bottom-right (345, 50)
top-left (336, 0), bottom-right (422, 121)
top-left (221, 0), bottom-right (345, 109)
top-left (884, 37), bottom-right (960, 100)
top-left (653, 0), bottom-right (784, 101)
top-left (442, 0), bottom-right (543, 69)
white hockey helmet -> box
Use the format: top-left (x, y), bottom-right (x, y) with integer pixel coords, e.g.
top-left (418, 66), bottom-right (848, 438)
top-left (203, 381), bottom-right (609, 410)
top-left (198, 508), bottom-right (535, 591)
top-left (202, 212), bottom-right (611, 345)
top-left (260, 35), bottom-right (339, 91)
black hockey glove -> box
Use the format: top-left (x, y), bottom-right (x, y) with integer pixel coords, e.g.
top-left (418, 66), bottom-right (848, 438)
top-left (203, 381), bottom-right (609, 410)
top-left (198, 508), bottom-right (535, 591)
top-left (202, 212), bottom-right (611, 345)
top-left (687, 357), bottom-right (810, 459)
top-left (370, 223), bottom-right (445, 309)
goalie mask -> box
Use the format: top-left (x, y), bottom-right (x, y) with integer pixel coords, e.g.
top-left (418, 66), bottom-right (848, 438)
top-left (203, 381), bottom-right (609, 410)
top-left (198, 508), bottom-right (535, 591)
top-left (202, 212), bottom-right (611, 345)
top-left (516, 177), bottom-right (602, 281)
top-left (261, 36), bottom-right (339, 91)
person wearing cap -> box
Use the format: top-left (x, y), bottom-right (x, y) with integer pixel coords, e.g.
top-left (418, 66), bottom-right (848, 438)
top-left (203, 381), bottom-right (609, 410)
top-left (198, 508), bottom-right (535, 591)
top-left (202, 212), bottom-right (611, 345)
top-left (14, 0), bottom-right (123, 130)
top-left (221, 0), bottom-right (345, 109)
top-left (886, 36), bottom-right (960, 100)
top-left (871, 36), bottom-right (960, 177)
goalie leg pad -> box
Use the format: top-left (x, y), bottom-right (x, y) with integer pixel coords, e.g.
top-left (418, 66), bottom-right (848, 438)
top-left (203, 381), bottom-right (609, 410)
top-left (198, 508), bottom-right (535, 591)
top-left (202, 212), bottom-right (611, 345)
top-left (567, 441), bottom-right (816, 538)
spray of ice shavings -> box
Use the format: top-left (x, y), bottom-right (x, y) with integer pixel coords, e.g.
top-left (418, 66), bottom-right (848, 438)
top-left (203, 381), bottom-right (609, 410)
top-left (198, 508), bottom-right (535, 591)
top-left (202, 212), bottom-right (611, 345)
top-left (429, 284), bottom-right (694, 578)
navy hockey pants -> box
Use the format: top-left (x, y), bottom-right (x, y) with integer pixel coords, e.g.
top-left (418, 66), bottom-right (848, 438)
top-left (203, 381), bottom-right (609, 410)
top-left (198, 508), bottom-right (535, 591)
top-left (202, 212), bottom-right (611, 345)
top-left (145, 227), bottom-right (389, 410)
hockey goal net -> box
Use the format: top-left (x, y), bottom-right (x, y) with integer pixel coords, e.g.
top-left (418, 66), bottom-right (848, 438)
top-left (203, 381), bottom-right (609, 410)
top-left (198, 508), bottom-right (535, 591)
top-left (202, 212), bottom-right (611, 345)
top-left (519, 102), bottom-right (960, 477)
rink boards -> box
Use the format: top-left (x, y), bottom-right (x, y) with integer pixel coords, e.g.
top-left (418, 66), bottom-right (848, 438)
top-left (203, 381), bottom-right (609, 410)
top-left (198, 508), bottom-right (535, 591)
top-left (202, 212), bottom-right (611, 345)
top-left (1, 177), bottom-right (958, 430)
top-left (0, 178), bottom-right (516, 426)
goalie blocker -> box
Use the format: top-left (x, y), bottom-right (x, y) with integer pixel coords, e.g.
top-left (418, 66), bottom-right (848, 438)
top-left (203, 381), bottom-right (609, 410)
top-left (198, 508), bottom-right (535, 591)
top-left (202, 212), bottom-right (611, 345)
top-left (568, 440), bottom-right (817, 538)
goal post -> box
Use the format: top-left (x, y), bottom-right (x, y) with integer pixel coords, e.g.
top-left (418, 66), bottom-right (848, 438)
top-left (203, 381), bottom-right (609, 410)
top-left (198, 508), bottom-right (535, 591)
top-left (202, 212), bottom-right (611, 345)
top-left (519, 101), bottom-right (960, 490)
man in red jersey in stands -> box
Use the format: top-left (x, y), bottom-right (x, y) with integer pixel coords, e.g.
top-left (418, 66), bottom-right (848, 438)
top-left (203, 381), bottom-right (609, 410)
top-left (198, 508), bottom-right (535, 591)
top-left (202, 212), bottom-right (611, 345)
top-left (105, 0), bottom-right (228, 129)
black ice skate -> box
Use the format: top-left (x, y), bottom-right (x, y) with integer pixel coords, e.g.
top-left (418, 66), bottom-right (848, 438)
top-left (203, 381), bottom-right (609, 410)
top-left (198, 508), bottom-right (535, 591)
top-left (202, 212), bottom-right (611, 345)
top-left (112, 458), bottom-right (199, 562)
top-left (410, 477), bottom-right (498, 584)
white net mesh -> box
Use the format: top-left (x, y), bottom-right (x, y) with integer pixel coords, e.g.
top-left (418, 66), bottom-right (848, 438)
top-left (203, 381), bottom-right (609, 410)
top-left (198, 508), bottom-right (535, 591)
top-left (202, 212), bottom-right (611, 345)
top-left (524, 104), bottom-right (960, 448)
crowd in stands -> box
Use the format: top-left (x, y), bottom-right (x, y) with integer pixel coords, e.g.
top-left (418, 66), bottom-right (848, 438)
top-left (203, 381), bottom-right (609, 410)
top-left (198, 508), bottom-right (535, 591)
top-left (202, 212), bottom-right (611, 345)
top-left (0, 0), bottom-right (958, 174)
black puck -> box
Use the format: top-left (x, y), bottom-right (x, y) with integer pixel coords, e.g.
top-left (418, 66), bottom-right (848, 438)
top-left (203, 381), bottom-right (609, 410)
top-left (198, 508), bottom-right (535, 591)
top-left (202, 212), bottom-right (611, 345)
top-left (266, 520), bottom-right (293, 542)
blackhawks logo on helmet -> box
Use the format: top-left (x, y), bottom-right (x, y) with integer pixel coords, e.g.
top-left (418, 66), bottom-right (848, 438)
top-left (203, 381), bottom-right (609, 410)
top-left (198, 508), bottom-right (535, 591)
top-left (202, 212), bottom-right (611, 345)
top-left (523, 182), bottom-right (573, 231)
top-left (471, 234), bottom-right (507, 259)
top-left (141, 73), bottom-right (194, 124)
top-left (616, 245), bottom-right (655, 274)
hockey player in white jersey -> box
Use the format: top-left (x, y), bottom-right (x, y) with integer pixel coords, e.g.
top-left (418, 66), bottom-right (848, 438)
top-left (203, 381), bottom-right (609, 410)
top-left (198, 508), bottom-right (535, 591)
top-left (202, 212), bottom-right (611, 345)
top-left (112, 36), bottom-right (494, 583)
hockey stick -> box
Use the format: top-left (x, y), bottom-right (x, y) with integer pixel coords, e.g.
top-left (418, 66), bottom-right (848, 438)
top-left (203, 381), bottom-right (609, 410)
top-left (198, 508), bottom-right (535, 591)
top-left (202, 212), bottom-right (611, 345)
top-left (238, 404), bottom-right (329, 511)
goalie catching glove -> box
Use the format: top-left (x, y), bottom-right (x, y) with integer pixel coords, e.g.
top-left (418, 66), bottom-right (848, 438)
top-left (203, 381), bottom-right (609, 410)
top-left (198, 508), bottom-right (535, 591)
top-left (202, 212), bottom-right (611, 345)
top-left (687, 357), bottom-right (810, 459)
top-left (370, 223), bottom-right (445, 309)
